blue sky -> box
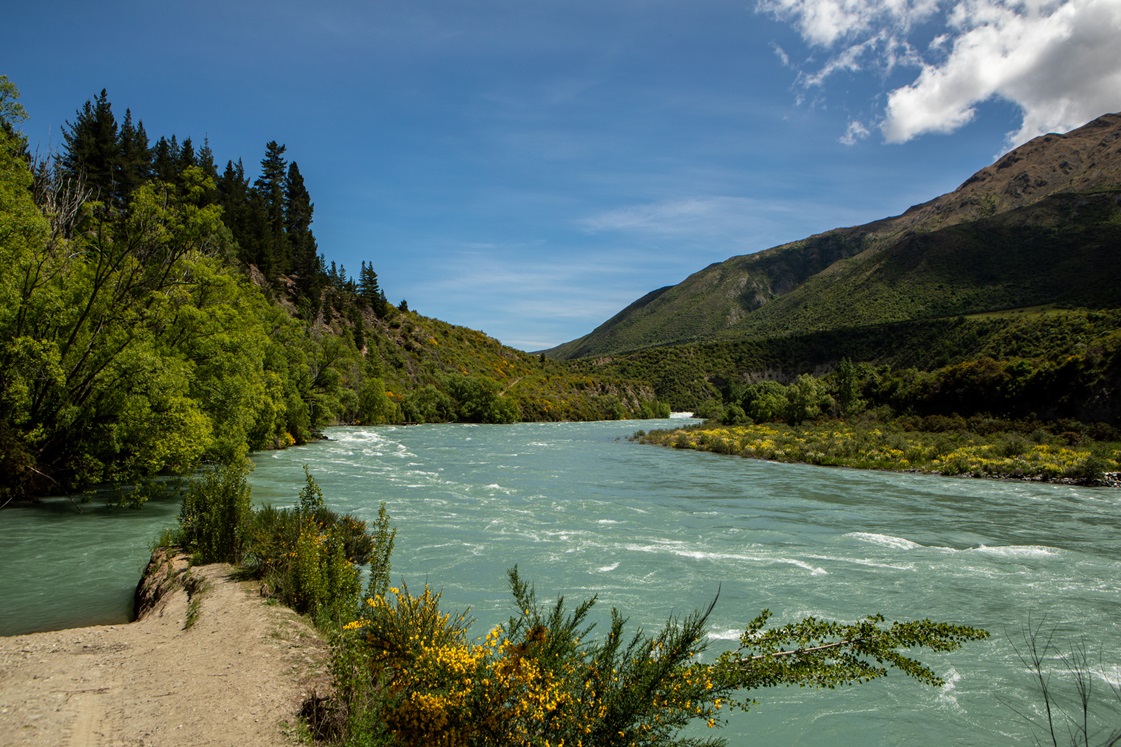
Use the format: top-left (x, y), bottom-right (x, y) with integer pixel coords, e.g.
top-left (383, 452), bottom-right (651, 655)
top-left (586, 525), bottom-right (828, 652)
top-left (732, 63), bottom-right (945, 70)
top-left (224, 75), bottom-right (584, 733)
top-left (7, 0), bottom-right (1121, 350)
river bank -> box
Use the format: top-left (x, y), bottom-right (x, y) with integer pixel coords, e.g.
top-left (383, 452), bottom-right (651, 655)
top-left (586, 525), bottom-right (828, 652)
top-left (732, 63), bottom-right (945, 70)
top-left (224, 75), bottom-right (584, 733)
top-left (634, 420), bottom-right (1121, 486)
top-left (0, 550), bottom-right (328, 747)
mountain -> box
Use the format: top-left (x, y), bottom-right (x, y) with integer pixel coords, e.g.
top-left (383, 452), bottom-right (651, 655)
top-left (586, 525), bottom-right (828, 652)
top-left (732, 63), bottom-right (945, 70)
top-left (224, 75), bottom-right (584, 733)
top-left (547, 113), bottom-right (1121, 360)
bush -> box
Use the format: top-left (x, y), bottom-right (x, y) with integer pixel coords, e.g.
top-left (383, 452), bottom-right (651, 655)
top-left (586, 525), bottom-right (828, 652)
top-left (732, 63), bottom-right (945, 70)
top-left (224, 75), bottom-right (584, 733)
top-left (240, 467), bottom-right (394, 629)
top-left (743, 381), bottom-right (788, 423)
top-left (328, 568), bottom-right (987, 746)
top-left (176, 462), bottom-right (254, 564)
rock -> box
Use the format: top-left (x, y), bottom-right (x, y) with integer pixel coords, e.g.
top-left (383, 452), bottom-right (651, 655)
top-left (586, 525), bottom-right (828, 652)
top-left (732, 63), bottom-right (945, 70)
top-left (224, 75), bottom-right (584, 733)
top-left (132, 547), bottom-right (191, 621)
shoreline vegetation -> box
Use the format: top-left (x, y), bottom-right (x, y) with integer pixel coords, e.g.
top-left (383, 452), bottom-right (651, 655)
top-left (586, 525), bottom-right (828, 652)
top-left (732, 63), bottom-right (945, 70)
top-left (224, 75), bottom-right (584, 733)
top-left (150, 463), bottom-right (988, 746)
top-left (633, 416), bottom-right (1121, 487)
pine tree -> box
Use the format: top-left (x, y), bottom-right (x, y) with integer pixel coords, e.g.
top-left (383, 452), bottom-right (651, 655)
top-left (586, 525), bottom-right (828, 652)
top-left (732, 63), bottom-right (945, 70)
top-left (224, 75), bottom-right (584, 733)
top-left (285, 161), bottom-right (324, 307)
top-left (61, 89), bottom-right (120, 208)
top-left (151, 135), bottom-right (180, 183)
top-left (115, 109), bottom-right (150, 205)
top-left (177, 136), bottom-right (197, 174)
top-left (217, 158), bottom-right (271, 272)
top-left (217, 159), bottom-right (249, 253)
top-left (197, 137), bottom-right (218, 182)
top-left (359, 261), bottom-right (389, 317)
top-left (254, 141), bottom-right (289, 277)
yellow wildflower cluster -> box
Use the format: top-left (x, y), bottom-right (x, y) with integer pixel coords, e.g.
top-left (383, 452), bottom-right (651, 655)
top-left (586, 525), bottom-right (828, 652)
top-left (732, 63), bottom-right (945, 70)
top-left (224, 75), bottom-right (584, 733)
top-left (641, 420), bottom-right (1119, 483)
top-left (337, 582), bottom-right (728, 747)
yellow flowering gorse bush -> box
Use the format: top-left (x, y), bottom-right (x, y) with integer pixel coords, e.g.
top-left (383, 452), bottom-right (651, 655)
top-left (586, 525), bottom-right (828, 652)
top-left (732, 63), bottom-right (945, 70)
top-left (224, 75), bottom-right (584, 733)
top-left (329, 568), bottom-right (986, 747)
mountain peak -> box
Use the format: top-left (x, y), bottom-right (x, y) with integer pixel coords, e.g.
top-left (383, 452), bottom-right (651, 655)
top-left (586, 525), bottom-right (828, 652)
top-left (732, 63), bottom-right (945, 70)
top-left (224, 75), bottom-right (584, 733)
top-left (896, 112), bottom-right (1121, 230)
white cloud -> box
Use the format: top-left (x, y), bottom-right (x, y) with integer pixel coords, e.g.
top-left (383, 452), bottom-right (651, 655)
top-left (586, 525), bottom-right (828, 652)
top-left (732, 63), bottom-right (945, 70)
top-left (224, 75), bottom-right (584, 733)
top-left (884, 0), bottom-right (1121, 145)
top-left (761, 0), bottom-right (1121, 148)
top-left (840, 119), bottom-right (872, 145)
top-left (758, 0), bottom-right (940, 47)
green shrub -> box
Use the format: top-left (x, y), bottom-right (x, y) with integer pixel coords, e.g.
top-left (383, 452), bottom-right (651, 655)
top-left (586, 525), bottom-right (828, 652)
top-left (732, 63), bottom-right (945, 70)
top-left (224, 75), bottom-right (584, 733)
top-left (242, 467), bottom-right (390, 629)
top-left (327, 567), bottom-right (987, 747)
top-left (177, 462), bottom-right (254, 564)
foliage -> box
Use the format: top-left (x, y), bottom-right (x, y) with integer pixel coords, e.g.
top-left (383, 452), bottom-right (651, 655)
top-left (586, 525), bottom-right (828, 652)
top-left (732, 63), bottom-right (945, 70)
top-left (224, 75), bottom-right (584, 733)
top-left (0, 81), bottom-right (668, 502)
top-left (329, 567), bottom-right (987, 746)
top-left (636, 419), bottom-right (1121, 485)
top-left (242, 467), bottom-right (387, 629)
top-left (177, 462), bottom-right (254, 564)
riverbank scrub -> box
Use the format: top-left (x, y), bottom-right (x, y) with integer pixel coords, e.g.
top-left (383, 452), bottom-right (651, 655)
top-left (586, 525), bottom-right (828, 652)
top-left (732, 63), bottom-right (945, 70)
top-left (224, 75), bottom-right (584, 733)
top-left (169, 463), bottom-right (395, 631)
top-left (323, 571), bottom-right (987, 747)
top-left (633, 418), bottom-right (1121, 485)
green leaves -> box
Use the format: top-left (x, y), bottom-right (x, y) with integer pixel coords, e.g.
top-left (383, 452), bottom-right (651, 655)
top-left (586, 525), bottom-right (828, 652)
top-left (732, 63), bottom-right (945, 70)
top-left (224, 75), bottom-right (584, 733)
top-left (719, 610), bottom-right (989, 695)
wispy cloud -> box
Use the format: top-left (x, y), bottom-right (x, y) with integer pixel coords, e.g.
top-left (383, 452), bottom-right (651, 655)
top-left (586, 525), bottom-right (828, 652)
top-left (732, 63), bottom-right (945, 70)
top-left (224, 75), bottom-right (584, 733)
top-left (840, 119), bottom-right (871, 146)
top-left (758, 0), bottom-right (940, 48)
top-left (403, 243), bottom-right (668, 349)
top-left (579, 196), bottom-right (792, 240)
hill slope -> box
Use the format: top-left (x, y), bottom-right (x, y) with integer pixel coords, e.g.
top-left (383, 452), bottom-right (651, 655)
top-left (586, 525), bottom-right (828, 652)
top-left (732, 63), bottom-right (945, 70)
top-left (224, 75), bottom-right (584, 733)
top-left (548, 113), bottom-right (1121, 360)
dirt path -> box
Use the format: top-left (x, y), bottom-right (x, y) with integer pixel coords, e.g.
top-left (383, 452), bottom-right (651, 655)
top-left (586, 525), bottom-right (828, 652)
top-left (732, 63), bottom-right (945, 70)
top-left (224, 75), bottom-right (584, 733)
top-left (0, 553), bottom-right (329, 747)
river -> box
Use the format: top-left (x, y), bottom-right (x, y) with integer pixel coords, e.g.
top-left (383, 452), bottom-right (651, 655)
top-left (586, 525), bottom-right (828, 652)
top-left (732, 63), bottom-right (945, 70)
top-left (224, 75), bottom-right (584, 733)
top-left (3, 418), bottom-right (1120, 744)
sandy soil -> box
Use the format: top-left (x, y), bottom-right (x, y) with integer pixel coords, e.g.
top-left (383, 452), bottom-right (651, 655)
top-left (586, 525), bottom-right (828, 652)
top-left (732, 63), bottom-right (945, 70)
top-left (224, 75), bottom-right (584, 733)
top-left (0, 552), bottom-right (329, 747)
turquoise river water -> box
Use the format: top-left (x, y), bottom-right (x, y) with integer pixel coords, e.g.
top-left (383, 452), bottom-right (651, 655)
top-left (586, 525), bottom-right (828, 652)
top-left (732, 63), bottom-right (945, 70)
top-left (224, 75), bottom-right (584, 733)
top-left (2, 418), bottom-right (1120, 744)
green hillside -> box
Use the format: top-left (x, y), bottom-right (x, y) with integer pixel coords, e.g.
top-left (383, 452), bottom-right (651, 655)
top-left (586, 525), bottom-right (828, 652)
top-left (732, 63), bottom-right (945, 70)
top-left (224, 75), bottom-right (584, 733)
top-left (552, 114), bottom-right (1121, 427)
top-left (548, 113), bottom-right (1121, 360)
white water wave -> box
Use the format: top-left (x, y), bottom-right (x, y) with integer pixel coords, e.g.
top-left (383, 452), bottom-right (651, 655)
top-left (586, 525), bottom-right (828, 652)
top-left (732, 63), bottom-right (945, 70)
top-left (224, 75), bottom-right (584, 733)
top-left (707, 628), bottom-right (743, 642)
top-left (326, 428), bottom-right (386, 443)
top-left (971, 545), bottom-right (1060, 558)
top-left (596, 562), bottom-right (620, 573)
top-left (845, 532), bottom-right (922, 551)
top-left (847, 533), bottom-right (1060, 559)
top-left (782, 558), bottom-right (828, 576)
top-left (623, 543), bottom-right (827, 575)
top-left (938, 667), bottom-right (964, 712)
top-left (835, 557), bottom-right (917, 572)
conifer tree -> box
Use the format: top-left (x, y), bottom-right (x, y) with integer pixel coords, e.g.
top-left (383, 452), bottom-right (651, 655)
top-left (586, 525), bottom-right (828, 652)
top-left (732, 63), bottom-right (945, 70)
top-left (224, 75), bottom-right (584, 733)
top-left (254, 141), bottom-right (289, 277)
top-left (284, 161), bottom-right (324, 308)
top-left (61, 89), bottom-right (120, 208)
top-left (115, 109), bottom-right (150, 204)
top-left (151, 135), bottom-right (180, 183)
top-left (197, 137), bottom-right (218, 182)
top-left (177, 137), bottom-right (197, 174)
top-left (359, 261), bottom-right (389, 317)
top-left (217, 159), bottom-right (251, 258)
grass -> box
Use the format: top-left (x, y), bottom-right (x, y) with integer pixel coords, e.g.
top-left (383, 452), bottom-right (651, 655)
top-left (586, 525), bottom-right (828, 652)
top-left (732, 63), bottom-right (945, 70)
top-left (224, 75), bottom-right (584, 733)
top-left (183, 572), bottom-right (211, 630)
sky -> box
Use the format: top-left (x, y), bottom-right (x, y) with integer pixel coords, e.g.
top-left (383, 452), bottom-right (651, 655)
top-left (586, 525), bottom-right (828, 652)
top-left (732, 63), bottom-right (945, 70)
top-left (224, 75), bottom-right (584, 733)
top-left (6, 0), bottom-right (1121, 351)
